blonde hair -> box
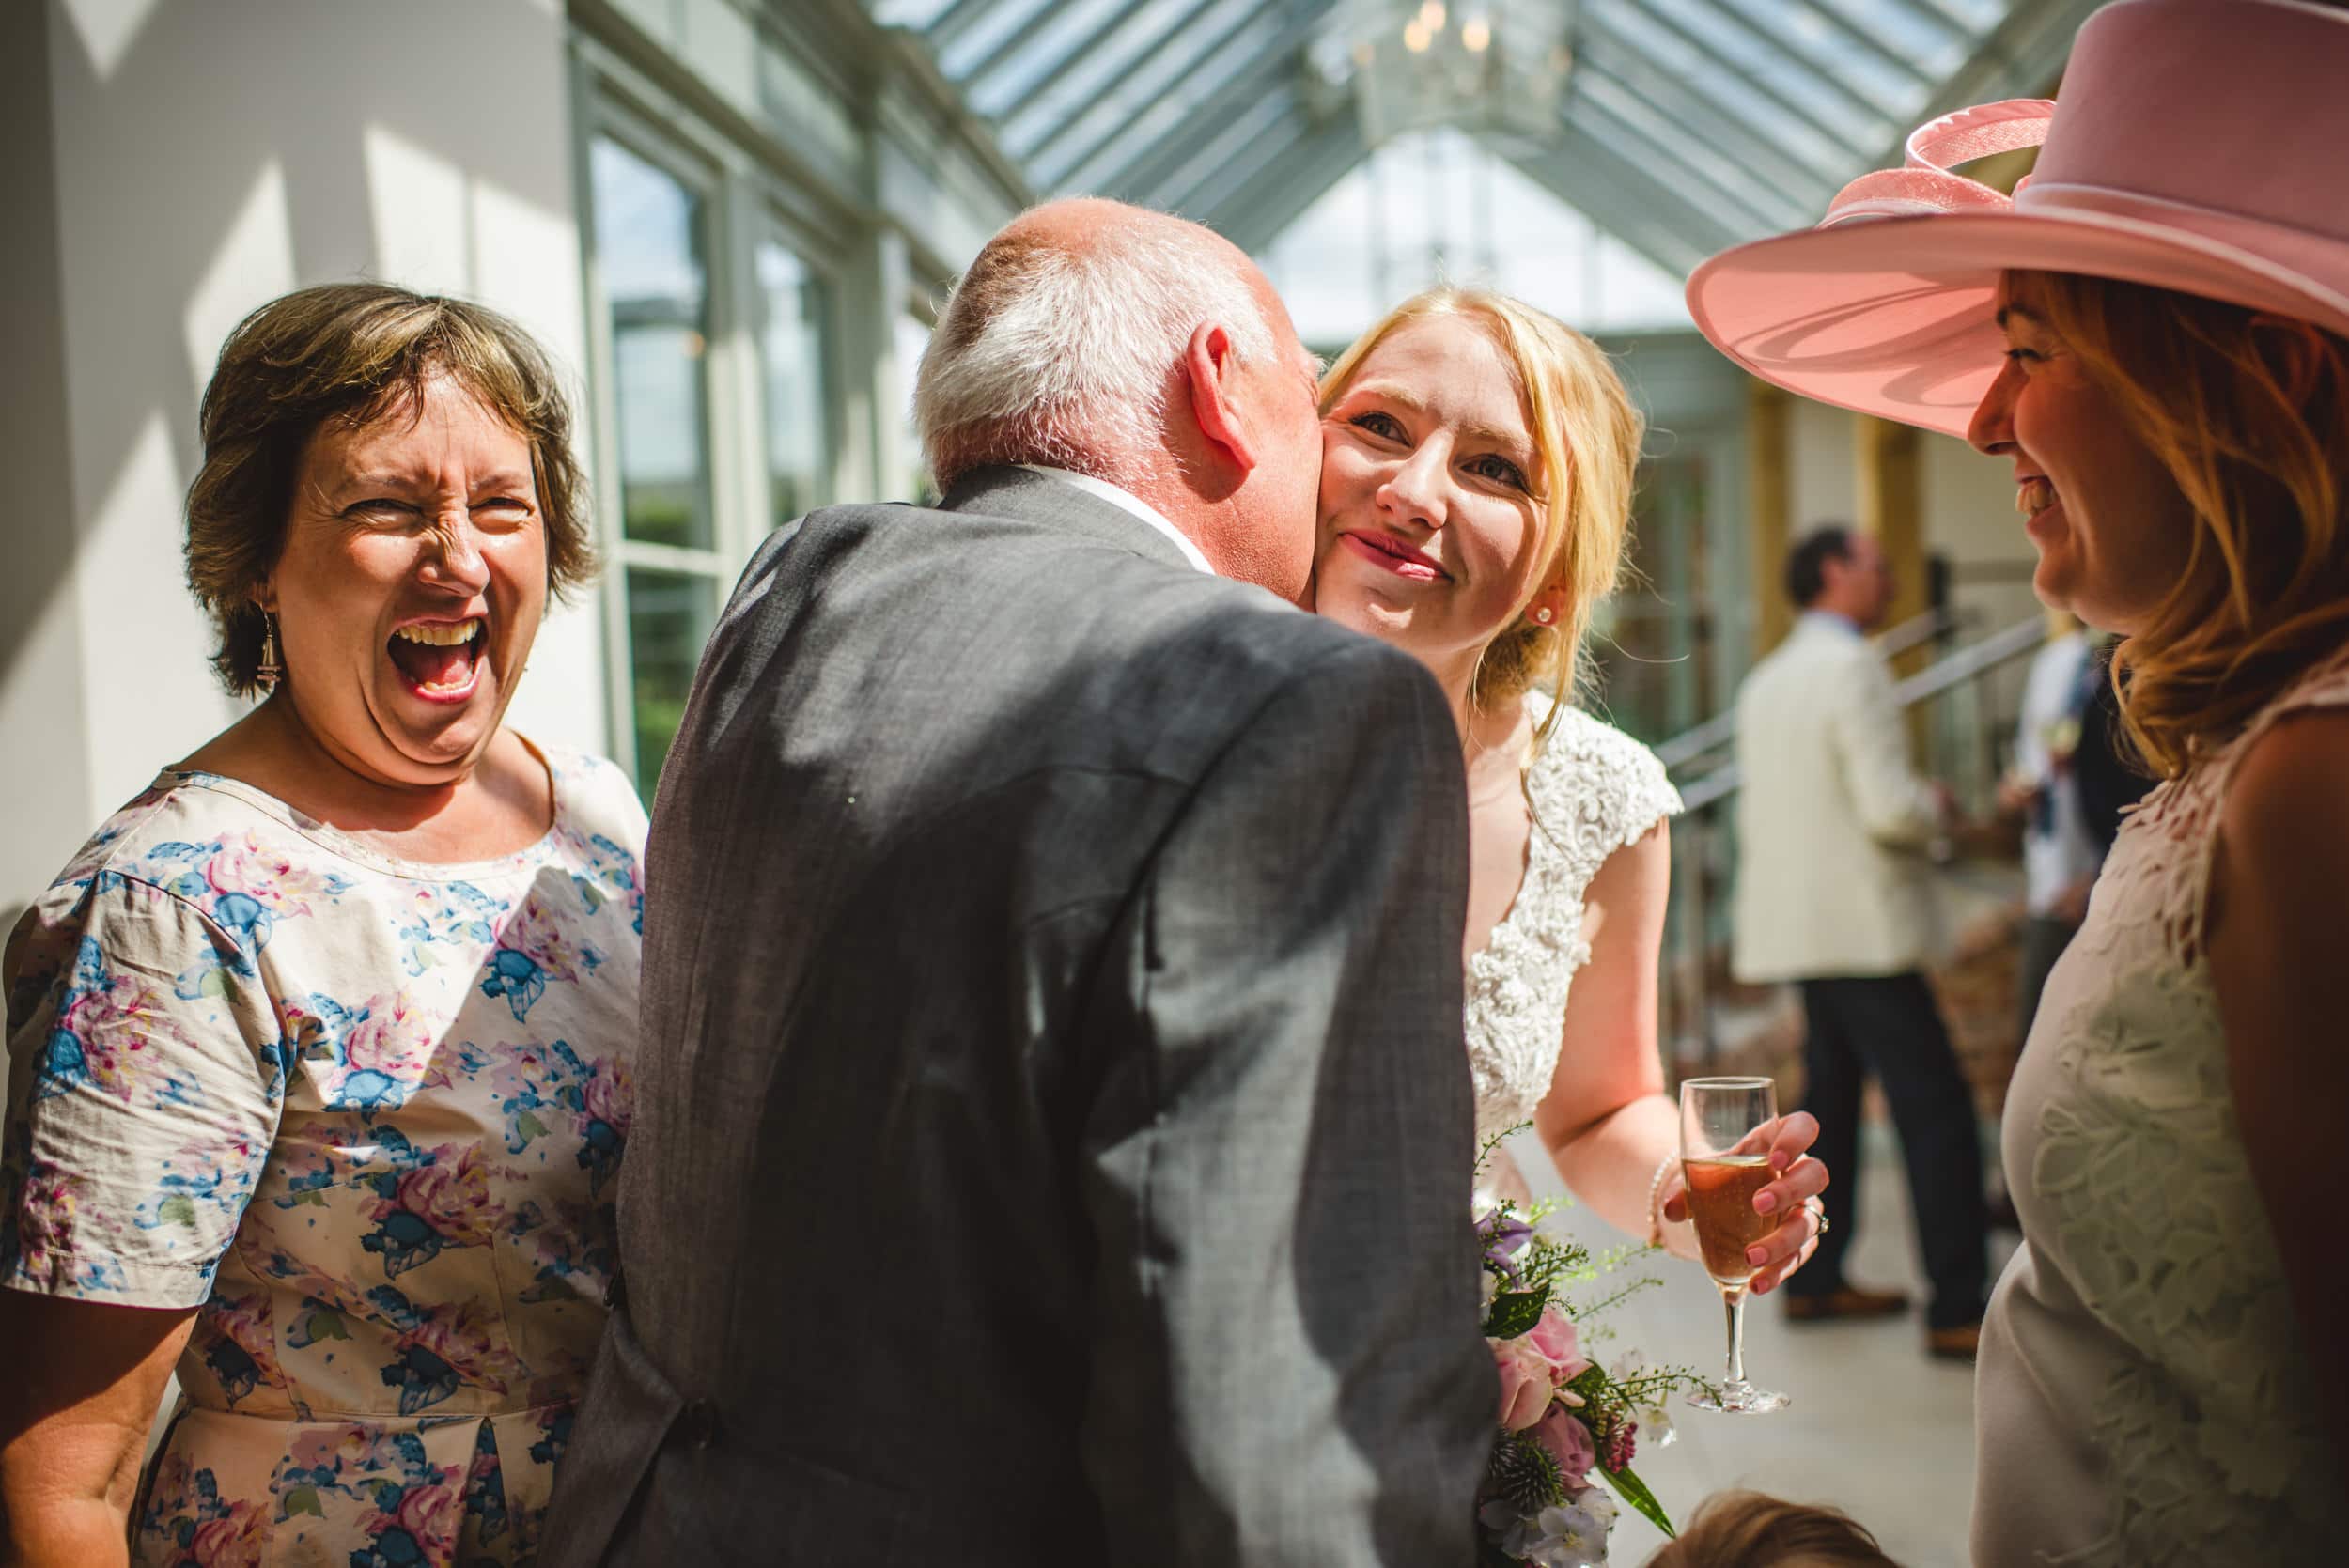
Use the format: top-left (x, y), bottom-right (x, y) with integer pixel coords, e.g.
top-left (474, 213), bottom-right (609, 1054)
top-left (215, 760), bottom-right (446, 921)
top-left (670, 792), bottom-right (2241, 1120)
top-left (2010, 270), bottom-right (2349, 776)
top-left (1642, 1490), bottom-right (1900, 1568)
top-left (1317, 287), bottom-right (1644, 716)
top-left (187, 283), bottom-right (595, 695)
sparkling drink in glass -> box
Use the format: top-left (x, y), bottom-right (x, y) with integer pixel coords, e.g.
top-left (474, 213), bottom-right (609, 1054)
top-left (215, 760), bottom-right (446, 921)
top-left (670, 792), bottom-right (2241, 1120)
top-left (1680, 1076), bottom-right (1791, 1414)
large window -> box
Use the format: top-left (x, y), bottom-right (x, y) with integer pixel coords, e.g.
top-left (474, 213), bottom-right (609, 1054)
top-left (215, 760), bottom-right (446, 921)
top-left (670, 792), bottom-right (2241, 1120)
top-left (591, 132), bottom-right (723, 794)
top-left (583, 99), bottom-right (841, 801)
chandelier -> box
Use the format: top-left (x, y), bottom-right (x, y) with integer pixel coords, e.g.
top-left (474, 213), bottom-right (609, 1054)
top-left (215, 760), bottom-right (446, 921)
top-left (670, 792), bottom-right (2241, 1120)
top-left (1309, 0), bottom-right (1578, 149)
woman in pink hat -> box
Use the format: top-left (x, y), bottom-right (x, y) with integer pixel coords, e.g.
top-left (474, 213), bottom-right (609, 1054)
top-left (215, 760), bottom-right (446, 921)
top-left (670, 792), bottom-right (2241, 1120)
top-left (1688, 0), bottom-right (2349, 1560)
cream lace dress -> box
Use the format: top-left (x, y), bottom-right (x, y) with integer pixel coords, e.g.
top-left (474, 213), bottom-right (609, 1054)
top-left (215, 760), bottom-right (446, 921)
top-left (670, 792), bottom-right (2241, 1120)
top-left (1974, 655), bottom-right (2349, 1566)
top-left (1465, 702), bottom-right (1683, 1146)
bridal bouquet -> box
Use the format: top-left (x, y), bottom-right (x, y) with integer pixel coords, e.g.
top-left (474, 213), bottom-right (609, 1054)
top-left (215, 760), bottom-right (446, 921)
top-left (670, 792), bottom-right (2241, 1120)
top-left (1474, 1164), bottom-right (1701, 1567)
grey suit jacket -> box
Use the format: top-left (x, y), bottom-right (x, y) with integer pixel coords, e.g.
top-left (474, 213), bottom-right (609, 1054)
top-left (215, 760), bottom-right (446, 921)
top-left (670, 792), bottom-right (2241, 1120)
top-left (540, 468), bottom-right (1491, 1566)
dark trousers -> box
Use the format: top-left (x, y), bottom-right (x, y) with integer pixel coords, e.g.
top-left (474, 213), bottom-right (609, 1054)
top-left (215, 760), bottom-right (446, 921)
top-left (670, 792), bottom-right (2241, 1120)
top-left (1785, 972), bottom-right (1988, 1329)
top-left (2015, 915), bottom-right (2080, 1048)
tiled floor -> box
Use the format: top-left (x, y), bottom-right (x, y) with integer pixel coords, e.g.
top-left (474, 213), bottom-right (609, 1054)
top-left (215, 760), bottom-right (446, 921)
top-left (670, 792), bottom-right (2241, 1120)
top-left (1510, 1126), bottom-right (2017, 1568)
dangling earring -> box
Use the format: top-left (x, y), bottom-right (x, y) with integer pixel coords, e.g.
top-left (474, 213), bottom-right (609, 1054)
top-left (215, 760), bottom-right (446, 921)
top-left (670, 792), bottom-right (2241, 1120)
top-left (257, 612), bottom-right (282, 689)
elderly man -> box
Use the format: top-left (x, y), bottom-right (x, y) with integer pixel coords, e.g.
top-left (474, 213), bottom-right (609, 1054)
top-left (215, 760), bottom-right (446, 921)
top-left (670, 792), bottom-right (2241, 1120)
top-left (540, 201), bottom-right (1492, 1565)
top-left (1732, 525), bottom-right (1988, 1361)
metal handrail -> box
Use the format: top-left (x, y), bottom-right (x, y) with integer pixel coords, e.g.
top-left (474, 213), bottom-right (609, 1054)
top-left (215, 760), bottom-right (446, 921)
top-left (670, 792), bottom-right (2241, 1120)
top-left (1652, 606), bottom-right (1964, 770)
top-left (1672, 613), bottom-right (2052, 814)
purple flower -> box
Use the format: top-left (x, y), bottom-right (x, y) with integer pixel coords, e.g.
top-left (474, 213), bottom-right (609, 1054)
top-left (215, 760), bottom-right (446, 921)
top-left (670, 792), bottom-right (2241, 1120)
top-left (1479, 1209), bottom-right (1535, 1282)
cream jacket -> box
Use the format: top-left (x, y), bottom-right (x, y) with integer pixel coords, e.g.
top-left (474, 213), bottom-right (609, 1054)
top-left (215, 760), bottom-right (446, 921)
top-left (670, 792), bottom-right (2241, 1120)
top-left (1730, 613), bottom-right (1943, 981)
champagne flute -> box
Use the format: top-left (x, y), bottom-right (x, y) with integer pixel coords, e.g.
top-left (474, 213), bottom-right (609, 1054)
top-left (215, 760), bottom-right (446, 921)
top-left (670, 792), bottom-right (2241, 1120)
top-left (1680, 1076), bottom-right (1791, 1414)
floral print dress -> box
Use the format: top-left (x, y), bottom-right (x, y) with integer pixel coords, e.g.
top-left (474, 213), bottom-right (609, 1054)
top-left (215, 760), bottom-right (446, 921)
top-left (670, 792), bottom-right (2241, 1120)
top-left (0, 745), bottom-right (646, 1568)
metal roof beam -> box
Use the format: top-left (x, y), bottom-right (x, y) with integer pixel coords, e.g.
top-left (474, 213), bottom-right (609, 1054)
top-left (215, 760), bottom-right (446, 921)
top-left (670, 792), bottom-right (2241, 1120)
top-left (1497, 123), bottom-right (1735, 278)
top-left (1668, 0), bottom-right (1906, 124)
top-left (992, 0), bottom-right (1170, 147)
top-left (1206, 118), bottom-right (1366, 254)
top-left (960, 0), bottom-right (1086, 101)
top-left (1158, 102), bottom-right (1315, 222)
top-left (1767, 0), bottom-right (1939, 85)
top-left (1081, 6), bottom-right (1328, 198)
top-left (1017, 0), bottom-right (1236, 168)
top-left (1575, 41), bottom-right (1839, 206)
top-left (1563, 85), bottom-right (1803, 245)
top-left (925, 0), bottom-right (1020, 54)
top-left (1583, 2), bottom-right (1868, 175)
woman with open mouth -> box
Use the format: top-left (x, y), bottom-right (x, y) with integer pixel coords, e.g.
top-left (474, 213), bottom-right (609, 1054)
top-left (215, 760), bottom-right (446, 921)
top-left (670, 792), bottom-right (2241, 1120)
top-left (0, 283), bottom-right (647, 1567)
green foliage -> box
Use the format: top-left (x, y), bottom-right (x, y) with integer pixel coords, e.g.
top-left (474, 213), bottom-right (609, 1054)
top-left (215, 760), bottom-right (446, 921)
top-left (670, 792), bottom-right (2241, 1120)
top-left (1484, 1289), bottom-right (1547, 1339)
top-left (1597, 1463), bottom-right (1674, 1541)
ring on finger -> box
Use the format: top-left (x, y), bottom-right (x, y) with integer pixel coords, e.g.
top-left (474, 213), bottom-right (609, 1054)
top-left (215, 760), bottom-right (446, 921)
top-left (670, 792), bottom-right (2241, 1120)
top-left (1805, 1195), bottom-right (1828, 1236)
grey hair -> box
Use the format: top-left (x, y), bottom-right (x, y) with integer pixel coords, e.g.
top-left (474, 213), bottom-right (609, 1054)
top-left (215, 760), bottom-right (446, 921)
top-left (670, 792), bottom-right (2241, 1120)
top-left (914, 216), bottom-right (1279, 491)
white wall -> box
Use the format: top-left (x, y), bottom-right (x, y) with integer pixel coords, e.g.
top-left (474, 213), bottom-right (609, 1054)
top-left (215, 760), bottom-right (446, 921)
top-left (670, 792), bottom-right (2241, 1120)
top-left (2, 0), bottom-right (606, 923)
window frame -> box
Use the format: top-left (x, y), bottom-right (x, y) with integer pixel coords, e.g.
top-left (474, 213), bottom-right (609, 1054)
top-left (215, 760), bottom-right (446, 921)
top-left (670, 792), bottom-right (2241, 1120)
top-left (573, 52), bottom-right (852, 791)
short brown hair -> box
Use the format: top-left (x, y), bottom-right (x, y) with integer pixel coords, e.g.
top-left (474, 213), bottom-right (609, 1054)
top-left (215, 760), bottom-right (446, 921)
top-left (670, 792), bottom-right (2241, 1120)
top-left (185, 283), bottom-right (596, 694)
top-left (1643, 1490), bottom-right (1900, 1567)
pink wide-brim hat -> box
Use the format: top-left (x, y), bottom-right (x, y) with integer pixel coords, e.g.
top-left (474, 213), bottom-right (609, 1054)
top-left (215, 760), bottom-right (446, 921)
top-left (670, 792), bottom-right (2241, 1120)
top-left (1685, 0), bottom-right (2349, 440)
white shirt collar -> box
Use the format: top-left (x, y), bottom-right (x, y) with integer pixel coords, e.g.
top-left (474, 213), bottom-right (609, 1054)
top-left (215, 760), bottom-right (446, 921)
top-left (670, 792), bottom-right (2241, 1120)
top-left (1019, 464), bottom-right (1213, 576)
top-left (1801, 608), bottom-right (1862, 638)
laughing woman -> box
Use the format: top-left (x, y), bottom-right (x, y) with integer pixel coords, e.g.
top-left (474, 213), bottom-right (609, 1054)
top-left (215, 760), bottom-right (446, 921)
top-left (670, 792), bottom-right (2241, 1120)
top-left (0, 285), bottom-right (646, 1567)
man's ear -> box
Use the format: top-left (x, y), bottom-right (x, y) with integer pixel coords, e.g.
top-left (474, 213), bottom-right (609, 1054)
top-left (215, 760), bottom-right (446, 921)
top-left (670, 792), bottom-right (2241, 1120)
top-left (1184, 320), bottom-right (1259, 475)
top-left (2248, 313), bottom-right (2331, 409)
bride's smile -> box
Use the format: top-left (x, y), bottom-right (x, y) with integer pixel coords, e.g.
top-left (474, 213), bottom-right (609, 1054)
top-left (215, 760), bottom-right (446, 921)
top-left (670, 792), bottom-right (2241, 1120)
top-left (1315, 314), bottom-right (1552, 691)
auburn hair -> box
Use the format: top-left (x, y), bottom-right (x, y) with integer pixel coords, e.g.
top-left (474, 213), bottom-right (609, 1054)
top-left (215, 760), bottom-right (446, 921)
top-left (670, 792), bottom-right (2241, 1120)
top-left (2009, 271), bottom-right (2349, 775)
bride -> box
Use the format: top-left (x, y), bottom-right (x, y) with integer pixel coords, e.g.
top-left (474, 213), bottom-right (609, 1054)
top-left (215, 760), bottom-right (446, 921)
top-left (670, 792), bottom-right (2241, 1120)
top-left (1313, 287), bottom-right (1827, 1284)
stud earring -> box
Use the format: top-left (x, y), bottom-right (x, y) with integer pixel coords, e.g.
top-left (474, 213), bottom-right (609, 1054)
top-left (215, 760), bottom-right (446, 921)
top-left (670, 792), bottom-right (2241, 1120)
top-left (257, 612), bottom-right (282, 689)
top-left (1532, 607), bottom-right (1556, 626)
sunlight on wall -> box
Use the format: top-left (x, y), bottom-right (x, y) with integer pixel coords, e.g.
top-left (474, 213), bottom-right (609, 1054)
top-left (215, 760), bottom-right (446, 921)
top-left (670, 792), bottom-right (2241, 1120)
top-left (366, 122), bottom-right (474, 297)
top-left (57, 0), bottom-right (164, 82)
top-left (76, 412), bottom-right (235, 807)
top-left (181, 159), bottom-right (295, 403)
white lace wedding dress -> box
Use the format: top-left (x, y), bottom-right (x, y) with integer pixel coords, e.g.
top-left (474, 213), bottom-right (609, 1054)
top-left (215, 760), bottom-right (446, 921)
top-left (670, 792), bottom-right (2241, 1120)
top-left (1974, 653), bottom-right (2349, 1566)
top-left (1465, 701), bottom-right (1683, 1146)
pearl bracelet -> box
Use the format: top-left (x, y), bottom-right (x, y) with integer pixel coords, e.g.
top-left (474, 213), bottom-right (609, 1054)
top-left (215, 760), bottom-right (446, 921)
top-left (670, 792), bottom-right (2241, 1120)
top-left (1645, 1150), bottom-right (1679, 1249)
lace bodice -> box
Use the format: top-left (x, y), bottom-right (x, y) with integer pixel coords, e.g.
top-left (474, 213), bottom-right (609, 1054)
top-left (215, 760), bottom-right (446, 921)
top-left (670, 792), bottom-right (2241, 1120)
top-left (1465, 705), bottom-right (1682, 1144)
top-left (1974, 652), bottom-right (2349, 1566)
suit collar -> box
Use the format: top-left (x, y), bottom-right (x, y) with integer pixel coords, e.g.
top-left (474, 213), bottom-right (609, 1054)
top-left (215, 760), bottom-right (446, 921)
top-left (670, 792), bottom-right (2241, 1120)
top-left (940, 465), bottom-right (1197, 574)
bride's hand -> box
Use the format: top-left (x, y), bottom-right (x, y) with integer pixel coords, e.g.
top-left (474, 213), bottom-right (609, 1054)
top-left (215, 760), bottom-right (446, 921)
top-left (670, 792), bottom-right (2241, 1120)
top-left (1657, 1110), bottom-right (1828, 1294)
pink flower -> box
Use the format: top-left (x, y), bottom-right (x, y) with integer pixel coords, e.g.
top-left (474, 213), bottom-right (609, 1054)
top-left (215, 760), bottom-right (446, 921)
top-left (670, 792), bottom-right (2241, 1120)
top-left (189, 1503), bottom-right (268, 1567)
top-left (343, 994), bottom-right (436, 1079)
top-left (393, 1478), bottom-right (463, 1560)
top-left (206, 833), bottom-right (325, 913)
top-left (395, 1147), bottom-right (501, 1247)
top-left (1532, 1406), bottom-right (1597, 1490)
top-left (1524, 1307), bottom-right (1594, 1385)
top-left (58, 972), bottom-right (188, 1103)
top-left (581, 1059), bottom-right (633, 1135)
top-left (1493, 1337), bottom-right (1557, 1431)
top-left (497, 894), bottom-right (585, 982)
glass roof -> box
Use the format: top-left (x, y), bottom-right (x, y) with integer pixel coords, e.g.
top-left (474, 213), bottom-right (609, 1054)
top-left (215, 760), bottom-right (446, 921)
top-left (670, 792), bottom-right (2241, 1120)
top-left (869, 0), bottom-right (2085, 277)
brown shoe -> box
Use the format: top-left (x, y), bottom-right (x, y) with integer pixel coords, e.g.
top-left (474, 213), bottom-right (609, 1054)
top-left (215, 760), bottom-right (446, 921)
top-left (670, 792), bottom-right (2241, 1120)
top-left (1783, 1286), bottom-right (1911, 1323)
top-left (1925, 1323), bottom-right (1982, 1361)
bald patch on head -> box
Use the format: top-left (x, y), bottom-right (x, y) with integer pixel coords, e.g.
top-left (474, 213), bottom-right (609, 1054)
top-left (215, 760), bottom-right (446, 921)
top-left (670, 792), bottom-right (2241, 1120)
top-left (914, 198), bottom-right (1297, 491)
